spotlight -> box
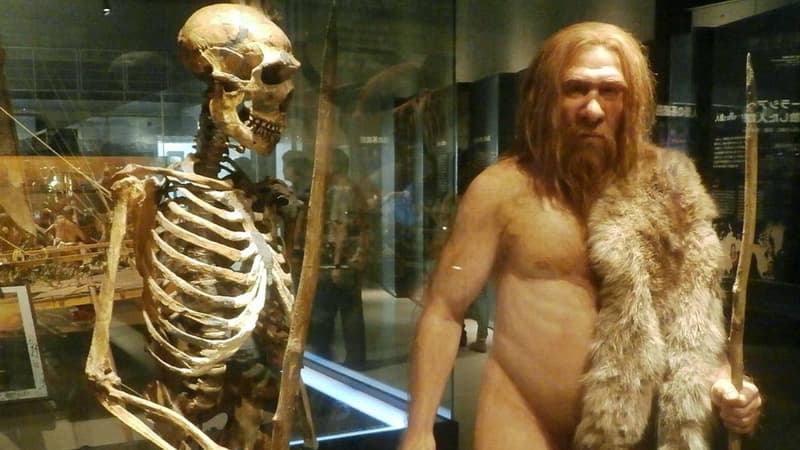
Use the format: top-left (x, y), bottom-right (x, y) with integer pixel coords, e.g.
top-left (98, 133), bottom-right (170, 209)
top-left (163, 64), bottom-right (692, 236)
top-left (102, 0), bottom-right (111, 16)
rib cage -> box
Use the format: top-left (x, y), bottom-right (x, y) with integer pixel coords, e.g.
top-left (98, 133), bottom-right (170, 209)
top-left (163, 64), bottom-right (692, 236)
top-left (141, 174), bottom-right (283, 412)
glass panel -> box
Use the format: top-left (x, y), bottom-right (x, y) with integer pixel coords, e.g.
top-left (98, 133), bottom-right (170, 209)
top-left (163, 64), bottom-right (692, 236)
top-left (278, 0), bottom-right (456, 409)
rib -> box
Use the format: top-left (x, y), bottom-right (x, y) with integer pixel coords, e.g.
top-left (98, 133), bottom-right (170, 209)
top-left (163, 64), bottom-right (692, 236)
top-left (150, 231), bottom-right (256, 285)
top-left (165, 201), bottom-right (250, 243)
top-left (155, 211), bottom-right (244, 262)
top-left (170, 186), bottom-right (246, 224)
top-left (150, 250), bottom-right (263, 309)
top-left (148, 276), bottom-right (267, 349)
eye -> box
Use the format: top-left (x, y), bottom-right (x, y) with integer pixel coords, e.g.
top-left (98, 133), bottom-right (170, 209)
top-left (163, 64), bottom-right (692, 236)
top-left (563, 80), bottom-right (590, 98)
top-left (599, 83), bottom-right (624, 100)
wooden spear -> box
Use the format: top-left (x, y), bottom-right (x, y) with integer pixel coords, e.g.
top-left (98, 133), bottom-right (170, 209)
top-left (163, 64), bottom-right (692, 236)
top-left (728, 52), bottom-right (758, 450)
top-left (271, 2), bottom-right (337, 449)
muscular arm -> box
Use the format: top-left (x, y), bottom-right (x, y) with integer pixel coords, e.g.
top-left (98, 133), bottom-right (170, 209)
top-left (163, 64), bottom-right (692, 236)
top-left (400, 167), bottom-right (508, 448)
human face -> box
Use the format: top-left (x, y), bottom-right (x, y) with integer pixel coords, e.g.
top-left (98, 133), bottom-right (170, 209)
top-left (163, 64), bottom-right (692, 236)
top-left (559, 45), bottom-right (626, 152)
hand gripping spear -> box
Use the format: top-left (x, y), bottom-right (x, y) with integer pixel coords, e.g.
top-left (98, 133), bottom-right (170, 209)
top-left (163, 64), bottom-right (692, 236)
top-left (728, 52), bottom-right (758, 450)
top-left (271, 2), bottom-right (338, 449)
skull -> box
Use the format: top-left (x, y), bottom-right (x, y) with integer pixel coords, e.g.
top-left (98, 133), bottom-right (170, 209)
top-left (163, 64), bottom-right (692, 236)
top-left (177, 4), bottom-right (300, 154)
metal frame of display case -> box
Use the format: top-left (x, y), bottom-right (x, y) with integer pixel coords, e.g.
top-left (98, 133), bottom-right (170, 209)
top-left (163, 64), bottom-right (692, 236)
top-left (0, 285), bottom-right (48, 402)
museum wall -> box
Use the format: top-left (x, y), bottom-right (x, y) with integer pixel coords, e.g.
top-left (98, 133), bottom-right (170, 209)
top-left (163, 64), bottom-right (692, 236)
top-left (455, 0), bottom-right (655, 82)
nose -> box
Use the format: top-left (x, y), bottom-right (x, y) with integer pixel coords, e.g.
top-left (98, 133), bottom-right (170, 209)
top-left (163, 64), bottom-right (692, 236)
top-left (581, 97), bottom-right (605, 125)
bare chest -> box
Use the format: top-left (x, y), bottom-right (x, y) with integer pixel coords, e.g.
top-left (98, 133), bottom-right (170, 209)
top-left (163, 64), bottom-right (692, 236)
top-left (498, 195), bottom-right (590, 280)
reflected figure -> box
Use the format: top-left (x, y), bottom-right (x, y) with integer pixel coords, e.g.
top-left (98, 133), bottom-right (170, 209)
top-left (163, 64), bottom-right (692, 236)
top-left (307, 148), bottom-right (371, 370)
top-left (282, 149), bottom-right (313, 281)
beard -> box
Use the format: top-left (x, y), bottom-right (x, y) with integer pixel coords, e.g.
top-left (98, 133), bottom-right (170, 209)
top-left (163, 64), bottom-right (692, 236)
top-left (558, 125), bottom-right (620, 215)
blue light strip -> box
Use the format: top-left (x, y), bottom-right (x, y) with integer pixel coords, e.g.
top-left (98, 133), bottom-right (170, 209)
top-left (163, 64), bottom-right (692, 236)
top-left (300, 367), bottom-right (408, 428)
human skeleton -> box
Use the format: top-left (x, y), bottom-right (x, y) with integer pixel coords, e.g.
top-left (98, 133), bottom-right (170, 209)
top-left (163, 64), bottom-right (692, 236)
top-left (85, 5), bottom-right (315, 449)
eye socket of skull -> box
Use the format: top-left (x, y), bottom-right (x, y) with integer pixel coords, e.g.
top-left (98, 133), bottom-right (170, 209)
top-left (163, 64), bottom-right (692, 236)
top-left (221, 79), bottom-right (241, 93)
top-left (260, 60), bottom-right (296, 85)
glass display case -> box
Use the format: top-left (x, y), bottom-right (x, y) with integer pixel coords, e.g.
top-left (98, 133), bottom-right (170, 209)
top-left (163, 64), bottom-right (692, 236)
top-left (0, 1), bottom-right (457, 448)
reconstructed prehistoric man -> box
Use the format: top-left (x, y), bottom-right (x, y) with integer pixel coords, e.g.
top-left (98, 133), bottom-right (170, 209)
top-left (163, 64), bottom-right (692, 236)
top-left (399, 21), bottom-right (762, 450)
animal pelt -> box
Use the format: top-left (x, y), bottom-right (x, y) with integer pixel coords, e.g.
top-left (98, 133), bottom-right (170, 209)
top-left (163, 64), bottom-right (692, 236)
top-left (574, 145), bottom-right (727, 450)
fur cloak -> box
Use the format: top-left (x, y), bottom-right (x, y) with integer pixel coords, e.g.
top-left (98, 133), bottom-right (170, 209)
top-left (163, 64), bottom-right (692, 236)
top-left (574, 145), bottom-right (727, 450)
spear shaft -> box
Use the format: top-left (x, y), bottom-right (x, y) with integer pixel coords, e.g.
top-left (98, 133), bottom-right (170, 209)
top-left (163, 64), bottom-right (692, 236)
top-left (728, 52), bottom-right (757, 450)
top-left (271, 2), bottom-right (338, 448)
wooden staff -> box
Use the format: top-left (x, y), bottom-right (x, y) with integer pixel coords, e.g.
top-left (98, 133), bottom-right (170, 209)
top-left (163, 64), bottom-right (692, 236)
top-left (728, 52), bottom-right (758, 450)
top-left (271, 2), bottom-right (338, 448)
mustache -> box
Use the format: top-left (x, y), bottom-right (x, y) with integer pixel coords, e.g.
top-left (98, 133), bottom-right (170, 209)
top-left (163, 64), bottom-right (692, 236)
top-left (564, 125), bottom-right (614, 143)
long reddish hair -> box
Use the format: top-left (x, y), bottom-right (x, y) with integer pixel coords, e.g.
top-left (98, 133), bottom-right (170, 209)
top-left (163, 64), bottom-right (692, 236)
top-left (512, 22), bottom-right (655, 214)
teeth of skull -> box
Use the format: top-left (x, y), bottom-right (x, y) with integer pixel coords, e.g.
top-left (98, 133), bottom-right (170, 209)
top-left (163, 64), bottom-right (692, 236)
top-left (245, 116), bottom-right (282, 138)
